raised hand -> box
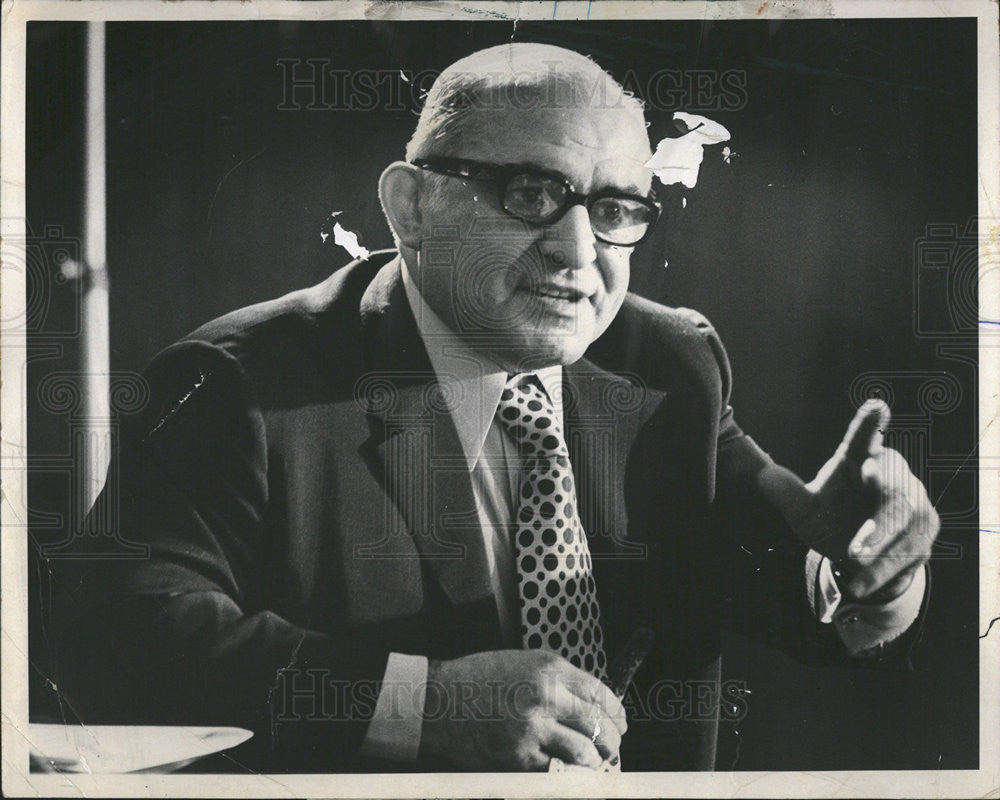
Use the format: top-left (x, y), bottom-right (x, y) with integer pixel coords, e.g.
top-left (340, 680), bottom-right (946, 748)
top-left (756, 400), bottom-right (939, 600)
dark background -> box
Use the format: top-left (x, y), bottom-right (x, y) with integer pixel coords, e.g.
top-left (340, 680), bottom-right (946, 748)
top-left (26, 18), bottom-right (980, 770)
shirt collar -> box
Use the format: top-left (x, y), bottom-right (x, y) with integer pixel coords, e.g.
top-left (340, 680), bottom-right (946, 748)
top-left (399, 256), bottom-right (562, 471)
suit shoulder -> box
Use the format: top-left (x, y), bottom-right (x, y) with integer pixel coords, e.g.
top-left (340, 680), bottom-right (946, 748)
top-left (180, 252), bottom-right (392, 354)
top-left (146, 253), bottom-right (393, 400)
top-left (587, 292), bottom-right (731, 398)
top-left (620, 292), bottom-right (717, 339)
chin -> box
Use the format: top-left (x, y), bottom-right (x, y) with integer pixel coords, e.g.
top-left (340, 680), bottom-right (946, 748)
top-left (507, 333), bottom-right (591, 371)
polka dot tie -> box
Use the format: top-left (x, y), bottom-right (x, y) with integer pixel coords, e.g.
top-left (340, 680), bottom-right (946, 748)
top-left (496, 374), bottom-right (608, 680)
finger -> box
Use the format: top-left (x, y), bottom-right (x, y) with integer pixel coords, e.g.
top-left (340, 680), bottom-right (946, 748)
top-left (521, 748), bottom-right (551, 772)
top-left (562, 712), bottom-right (621, 763)
top-left (860, 447), bottom-right (915, 499)
top-left (551, 685), bottom-right (622, 761)
top-left (847, 523), bottom-right (936, 597)
top-left (851, 448), bottom-right (932, 568)
top-left (839, 399), bottom-right (891, 467)
top-left (843, 494), bottom-right (937, 597)
top-left (540, 720), bottom-right (604, 769)
top-left (589, 715), bottom-right (622, 763)
top-left (843, 519), bottom-right (911, 598)
top-left (856, 452), bottom-right (935, 556)
top-left (559, 667), bottom-right (628, 736)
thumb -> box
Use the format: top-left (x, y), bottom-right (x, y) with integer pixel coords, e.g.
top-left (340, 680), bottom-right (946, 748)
top-left (756, 461), bottom-right (812, 529)
top-left (839, 399), bottom-right (890, 466)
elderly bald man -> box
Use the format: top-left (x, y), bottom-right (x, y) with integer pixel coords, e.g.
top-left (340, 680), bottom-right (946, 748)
top-left (54, 42), bottom-right (937, 773)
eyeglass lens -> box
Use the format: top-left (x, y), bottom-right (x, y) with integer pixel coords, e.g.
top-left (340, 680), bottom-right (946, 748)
top-left (502, 171), bottom-right (655, 245)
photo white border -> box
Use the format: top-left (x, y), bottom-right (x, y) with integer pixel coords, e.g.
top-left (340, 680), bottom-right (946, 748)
top-left (2, 1), bottom-right (997, 797)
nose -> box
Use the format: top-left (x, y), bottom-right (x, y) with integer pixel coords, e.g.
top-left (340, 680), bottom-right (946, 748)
top-left (537, 203), bottom-right (597, 271)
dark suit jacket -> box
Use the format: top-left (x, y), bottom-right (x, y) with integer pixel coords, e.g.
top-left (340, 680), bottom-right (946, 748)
top-left (52, 250), bottom-right (881, 772)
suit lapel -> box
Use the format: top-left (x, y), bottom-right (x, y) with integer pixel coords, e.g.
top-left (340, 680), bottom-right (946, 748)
top-left (356, 259), bottom-right (495, 610)
top-left (562, 358), bottom-right (669, 659)
top-left (563, 358), bottom-right (665, 559)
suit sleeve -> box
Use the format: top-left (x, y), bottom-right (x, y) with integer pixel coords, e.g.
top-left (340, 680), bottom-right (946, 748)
top-left (693, 312), bottom-right (929, 668)
top-left (51, 340), bottom-right (391, 772)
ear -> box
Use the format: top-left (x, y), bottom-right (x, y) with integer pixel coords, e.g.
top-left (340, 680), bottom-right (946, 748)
top-left (378, 161), bottom-right (425, 249)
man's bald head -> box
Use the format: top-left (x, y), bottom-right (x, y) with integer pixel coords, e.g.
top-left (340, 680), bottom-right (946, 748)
top-left (405, 43), bottom-right (647, 162)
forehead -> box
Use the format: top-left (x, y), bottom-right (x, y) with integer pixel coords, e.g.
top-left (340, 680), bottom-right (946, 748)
top-left (456, 104), bottom-right (653, 193)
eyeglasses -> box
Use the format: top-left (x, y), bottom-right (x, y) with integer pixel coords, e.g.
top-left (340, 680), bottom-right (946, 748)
top-left (411, 156), bottom-right (661, 247)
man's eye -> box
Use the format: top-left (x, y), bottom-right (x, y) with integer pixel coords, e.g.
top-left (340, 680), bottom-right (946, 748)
top-left (594, 201), bottom-right (624, 223)
top-left (510, 188), bottom-right (545, 207)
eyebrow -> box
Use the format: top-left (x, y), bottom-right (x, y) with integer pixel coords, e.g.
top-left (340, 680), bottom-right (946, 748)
top-left (519, 161), bottom-right (646, 196)
top-left (590, 180), bottom-right (648, 197)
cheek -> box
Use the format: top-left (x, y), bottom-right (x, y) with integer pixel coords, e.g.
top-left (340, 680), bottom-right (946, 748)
top-left (595, 249), bottom-right (631, 315)
top-left (416, 270), bottom-right (458, 322)
top-left (455, 246), bottom-right (527, 302)
top-left (456, 237), bottom-right (538, 292)
top-left (444, 241), bottom-right (537, 330)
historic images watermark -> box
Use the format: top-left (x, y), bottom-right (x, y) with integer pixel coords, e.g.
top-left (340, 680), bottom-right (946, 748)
top-left (277, 61), bottom-right (748, 113)
top-left (271, 669), bottom-right (751, 725)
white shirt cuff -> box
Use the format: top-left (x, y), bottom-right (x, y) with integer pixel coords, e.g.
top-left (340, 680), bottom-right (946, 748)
top-left (806, 551), bottom-right (927, 657)
top-left (813, 553), bottom-right (843, 624)
top-left (832, 565), bottom-right (926, 656)
top-left (358, 652), bottom-right (428, 763)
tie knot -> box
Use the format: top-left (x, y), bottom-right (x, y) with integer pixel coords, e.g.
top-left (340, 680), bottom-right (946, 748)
top-left (496, 374), bottom-right (565, 456)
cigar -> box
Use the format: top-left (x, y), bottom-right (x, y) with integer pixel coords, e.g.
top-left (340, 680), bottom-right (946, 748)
top-left (606, 626), bottom-right (656, 699)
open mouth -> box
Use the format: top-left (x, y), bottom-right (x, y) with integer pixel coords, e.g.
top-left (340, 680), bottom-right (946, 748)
top-left (533, 285), bottom-right (588, 303)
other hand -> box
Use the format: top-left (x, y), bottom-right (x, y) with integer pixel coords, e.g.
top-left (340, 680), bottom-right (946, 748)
top-left (419, 649), bottom-right (627, 771)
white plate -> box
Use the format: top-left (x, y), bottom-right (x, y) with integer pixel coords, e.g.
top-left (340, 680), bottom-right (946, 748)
top-left (27, 724), bottom-right (253, 773)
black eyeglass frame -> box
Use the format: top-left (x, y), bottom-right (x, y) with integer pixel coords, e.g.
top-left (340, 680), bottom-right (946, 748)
top-left (411, 156), bottom-right (662, 246)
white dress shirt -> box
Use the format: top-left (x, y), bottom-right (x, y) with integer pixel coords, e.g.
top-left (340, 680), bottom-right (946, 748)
top-left (359, 256), bottom-right (926, 762)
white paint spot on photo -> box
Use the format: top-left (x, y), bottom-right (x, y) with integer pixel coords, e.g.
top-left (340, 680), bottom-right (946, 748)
top-left (333, 222), bottom-right (371, 260)
top-left (645, 112), bottom-right (731, 189)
